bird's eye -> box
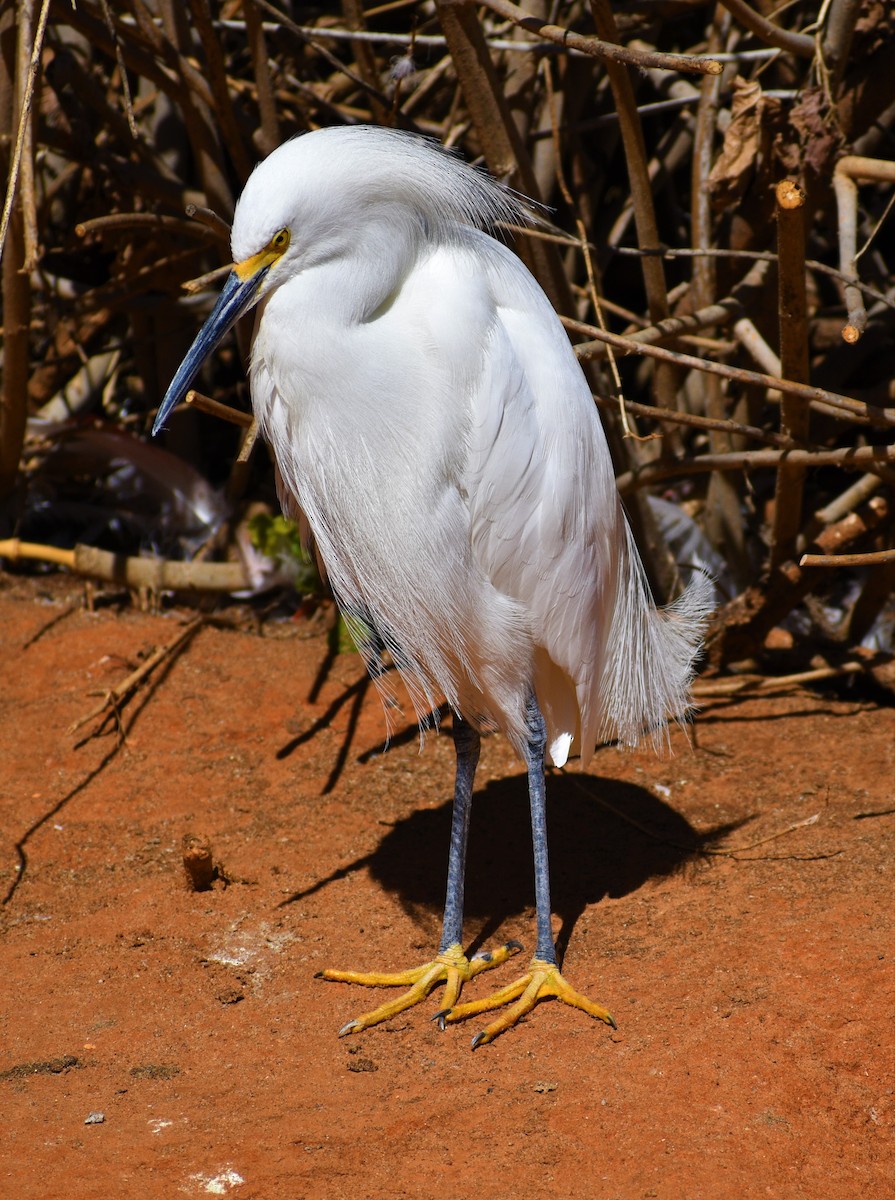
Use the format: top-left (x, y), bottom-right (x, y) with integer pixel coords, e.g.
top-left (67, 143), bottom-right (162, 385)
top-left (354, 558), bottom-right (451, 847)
top-left (270, 229), bottom-right (290, 252)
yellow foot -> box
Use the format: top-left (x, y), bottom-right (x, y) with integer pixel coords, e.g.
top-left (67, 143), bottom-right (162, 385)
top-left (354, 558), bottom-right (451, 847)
top-left (435, 957), bottom-right (616, 1048)
top-left (316, 940), bottom-right (523, 1036)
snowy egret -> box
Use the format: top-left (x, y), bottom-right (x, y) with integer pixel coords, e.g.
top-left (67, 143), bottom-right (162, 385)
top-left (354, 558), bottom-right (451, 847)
top-left (154, 125), bottom-right (710, 1047)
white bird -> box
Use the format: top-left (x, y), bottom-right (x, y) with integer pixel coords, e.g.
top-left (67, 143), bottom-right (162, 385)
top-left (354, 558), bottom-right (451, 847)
top-left (154, 125), bottom-right (710, 1047)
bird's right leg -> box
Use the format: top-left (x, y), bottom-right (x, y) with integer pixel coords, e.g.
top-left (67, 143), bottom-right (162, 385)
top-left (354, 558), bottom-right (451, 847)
top-left (436, 693), bottom-right (616, 1046)
top-left (318, 714), bottom-right (522, 1036)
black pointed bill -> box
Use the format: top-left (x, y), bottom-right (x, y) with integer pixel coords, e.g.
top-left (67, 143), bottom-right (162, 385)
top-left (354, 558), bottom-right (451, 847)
top-left (151, 263), bottom-right (269, 436)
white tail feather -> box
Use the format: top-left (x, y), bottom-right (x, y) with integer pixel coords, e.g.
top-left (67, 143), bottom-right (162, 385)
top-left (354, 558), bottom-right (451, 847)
top-left (594, 523), bottom-right (713, 758)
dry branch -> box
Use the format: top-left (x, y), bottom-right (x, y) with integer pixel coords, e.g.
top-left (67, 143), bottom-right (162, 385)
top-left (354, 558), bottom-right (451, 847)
top-left (716, 0), bottom-right (815, 59)
top-left (615, 443), bottom-right (895, 495)
top-left (69, 615), bottom-right (204, 739)
top-left (706, 494), bottom-right (891, 667)
top-left (572, 323), bottom-right (895, 428)
top-left (477, 0), bottom-right (722, 75)
top-left (769, 180), bottom-right (810, 568)
top-left (0, 540), bottom-right (249, 592)
top-left (833, 156), bottom-right (895, 342)
top-left (800, 549), bottom-right (895, 568)
top-left (184, 389), bottom-right (253, 427)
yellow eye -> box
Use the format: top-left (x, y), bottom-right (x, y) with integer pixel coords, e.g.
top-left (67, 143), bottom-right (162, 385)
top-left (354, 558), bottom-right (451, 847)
top-left (270, 228), bottom-right (290, 252)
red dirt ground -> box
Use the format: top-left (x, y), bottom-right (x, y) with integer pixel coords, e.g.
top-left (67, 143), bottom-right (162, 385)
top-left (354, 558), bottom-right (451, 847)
top-left (1, 574), bottom-right (893, 1199)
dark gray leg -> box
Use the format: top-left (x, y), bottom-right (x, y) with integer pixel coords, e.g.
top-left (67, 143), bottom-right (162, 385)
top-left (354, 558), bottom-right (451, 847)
top-left (438, 714), bottom-right (480, 953)
top-left (524, 693), bottom-right (556, 964)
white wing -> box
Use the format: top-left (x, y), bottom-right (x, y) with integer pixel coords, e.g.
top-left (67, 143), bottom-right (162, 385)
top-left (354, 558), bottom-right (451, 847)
top-left (464, 233), bottom-right (710, 765)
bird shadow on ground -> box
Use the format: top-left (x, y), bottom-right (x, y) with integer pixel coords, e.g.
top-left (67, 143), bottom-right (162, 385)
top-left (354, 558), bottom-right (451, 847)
top-left (283, 773), bottom-right (742, 963)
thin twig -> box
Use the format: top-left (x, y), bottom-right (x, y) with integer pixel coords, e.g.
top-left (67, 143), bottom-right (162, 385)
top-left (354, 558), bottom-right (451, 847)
top-left (186, 0), bottom-right (254, 183)
top-left (244, 0), bottom-right (280, 154)
top-left (716, 0), bottom-right (815, 58)
top-left (97, 0), bottom-right (138, 138)
top-left (76, 212), bottom-right (212, 239)
top-left (478, 0), bottom-right (722, 75)
top-left (434, 0), bottom-right (573, 314)
top-left (615, 443), bottom-right (895, 494)
top-left (591, 393), bottom-right (801, 451)
top-left (590, 0), bottom-right (671, 331)
top-left (613, 245), bottom-right (895, 311)
top-left (693, 661), bottom-right (867, 695)
top-left (572, 322), bottom-right (895, 428)
top-left (833, 156), bottom-right (895, 342)
top-left (820, 0), bottom-right (862, 96)
top-left (69, 615), bottom-right (205, 739)
top-left (0, 0), bottom-right (51, 269)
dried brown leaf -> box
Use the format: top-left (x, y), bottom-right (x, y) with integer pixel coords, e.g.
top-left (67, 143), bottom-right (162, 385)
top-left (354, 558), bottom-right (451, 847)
top-left (708, 77), bottom-right (763, 210)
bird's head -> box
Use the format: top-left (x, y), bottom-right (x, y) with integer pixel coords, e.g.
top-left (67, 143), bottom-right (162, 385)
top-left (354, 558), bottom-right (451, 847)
top-left (152, 125), bottom-right (531, 435)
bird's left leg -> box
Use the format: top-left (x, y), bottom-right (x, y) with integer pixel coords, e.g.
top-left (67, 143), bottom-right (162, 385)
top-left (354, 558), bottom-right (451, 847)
top-left (318, 714), bottom-right (522, 1036)
top-left (437, 693), bottom-right (616, 1047)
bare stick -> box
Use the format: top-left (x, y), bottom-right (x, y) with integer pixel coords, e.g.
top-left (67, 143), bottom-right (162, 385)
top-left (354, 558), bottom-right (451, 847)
top-left (76, 213), bottom-right (211, 240)
top-left (0, 539), bottom-right (250, 592)
top-left (834, 165), bottom-right (864, 341)
top-left (615, 444), bottom-right (895, 494)
top-left (185, 203), bottom-right (232, 241)
top-left (96, 0), bottom-right (138, 138)
top-left (572, 324), bottom-right (895, 428)
top-left (691, 26), bottom-right (747, 587)
top-left (433, 0), bottom-right (574, 316)
top-left (69, 616), bottom-right (204, 738)
top-left (0, 0), bottom-right (51, 268)
top-left (0, 7), bottom-right (32, 501)
top-left (733, 317), bottom-right (782, 379)
top-left (833, 156), bottom-right (895, 342)
top-left (184, 389), bottom-right (253, 427)
top-left (589, 0), bottom-right (671, 330)
top-left (716, 0), bottom-right (815, 59)
top-left (800, 549), bottom-right (895, 567)
top-left (690, 17), bottom-right (725, 314)
top-left (706, 494), bottom-right (891, 667)
top-left (613, 245), bottom-right (895, 311)
top-left (569, 259), bottom-right (771, 353)
top-left (693, 662), bottom-right (866, 696)
top-left (799, 473), bottom-right (882, 549)
top-left (477, 0), bottom-right (722, 75)
top-left (244, 0), bottom-right (280, 155)
top-left (770, 180), bottom-right (810, 568)
top-left (820, 0), bottom-right (863, 96)
top-left (182, 264), bottom-right (233, 295)
top-left (591, 393), bottom-right (801, 450)
top-left (157, 0), bottom-right (234, 219)
top-left (186, 0), bottom-right (254, 183)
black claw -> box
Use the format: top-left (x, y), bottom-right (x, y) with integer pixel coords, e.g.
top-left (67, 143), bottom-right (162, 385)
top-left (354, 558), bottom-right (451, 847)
top-left (432, 1009), bottom-right (449, 1031)
top-left (505, 940), bottom-right (524, 952)
top-left (471, 1031), bottom-right (488, 1050)
top-left (607, 1014), bottom-right (618, 1030)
